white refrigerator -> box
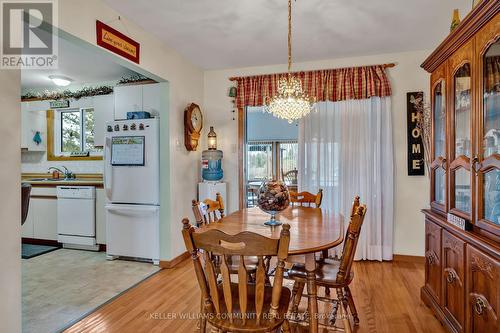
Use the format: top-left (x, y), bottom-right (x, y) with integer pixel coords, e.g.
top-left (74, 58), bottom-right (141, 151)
top-left (104, 118), bottom-right (160, 265)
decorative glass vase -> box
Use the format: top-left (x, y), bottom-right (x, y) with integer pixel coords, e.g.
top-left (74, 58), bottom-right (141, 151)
top-left (257, 180), bottom-right (290, 226)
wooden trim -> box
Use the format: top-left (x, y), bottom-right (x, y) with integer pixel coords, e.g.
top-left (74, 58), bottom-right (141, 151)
top-left (22, 173), bottom-right (103, 180)
top-left (22, 237), bottom-right (61, 247)
top-left (30, 195), bottom-right (57, 199)
top-left (228, 63), bottom-right (396, 81)
top-left (238, 107), bottom-right (245, 210)
top-left (393, 254), bottom-right (425, 264)
top-left (46, 110), bottom-right (103, 161)
top-left (159, 251), bottom-right (190, 269)
top-left (421, 0), bottom-right (499, 72)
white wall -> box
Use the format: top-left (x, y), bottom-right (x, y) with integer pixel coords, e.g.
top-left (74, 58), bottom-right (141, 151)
top-left (0, 70), bottom-right (22, 333)
top-left (204, 50), bottom-right (431, 256)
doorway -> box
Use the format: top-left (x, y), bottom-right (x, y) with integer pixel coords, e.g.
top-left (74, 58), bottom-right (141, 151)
top-left (243, 107), bottom-right (299, 207)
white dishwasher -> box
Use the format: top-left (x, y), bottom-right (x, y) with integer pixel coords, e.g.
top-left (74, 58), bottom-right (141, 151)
top-left (57, 186), bottom-right (98, 251)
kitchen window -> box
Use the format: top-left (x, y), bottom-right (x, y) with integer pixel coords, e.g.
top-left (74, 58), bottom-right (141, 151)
top-left (50, 108), bottom-right (102, 159)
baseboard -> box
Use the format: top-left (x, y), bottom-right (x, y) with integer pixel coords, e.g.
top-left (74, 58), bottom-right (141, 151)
top-left (159, 251), bottom-right (190, 269)
top-left (393, 254), bottom-right (425, 264)
top-left (22, 237), bottom-right (61, 247)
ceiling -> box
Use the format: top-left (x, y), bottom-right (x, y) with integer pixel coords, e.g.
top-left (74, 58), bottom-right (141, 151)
top-left (104, 0), bottom-right (471, 70)
top-left (21, 36), bottom-right (138, 90)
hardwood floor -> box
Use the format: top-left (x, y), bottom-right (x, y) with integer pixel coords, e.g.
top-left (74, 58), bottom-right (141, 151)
top-left (64, 260), bottom-right (446, 333)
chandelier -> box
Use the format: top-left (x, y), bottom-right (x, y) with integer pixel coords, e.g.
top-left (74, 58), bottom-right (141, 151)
top-left (265, 0), bottom-right (315, 123)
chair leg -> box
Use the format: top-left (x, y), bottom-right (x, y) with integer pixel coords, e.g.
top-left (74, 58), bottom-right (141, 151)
top-left (345, 286), bottom-right (359, 325)
top-left (291, 281), bottom-right (305, 315)
top-left (199, 297), bottom-right (206, 332)
top-left (282, 319), bottom-right (291, 333)
top-left (336, 288), bottom-right (352, 333)
top-left (328, 299), bottom-right (338, 325)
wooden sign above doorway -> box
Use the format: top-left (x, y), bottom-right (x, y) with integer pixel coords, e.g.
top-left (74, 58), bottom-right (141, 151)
top-left (96, 20), bottom-right (140, 64)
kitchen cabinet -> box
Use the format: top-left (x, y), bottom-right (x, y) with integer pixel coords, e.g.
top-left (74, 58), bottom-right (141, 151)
top-left (21, 101), bottom-right (48, 151)
top-left (142, 83), bottom-right (162, 117)
top-left (424, 219), bottom-right (442, 305)
top-left (114, 83), bottom-right (162, 120)
top-left (92, 95), bottom-right (114, 147)
top-left (96, 188), bottom-right (107, 244)
top-left (114, 85), bottom-right (142, 120)
top-left (21, 201), bottom-right (35, 238)
top-left (33, 197), bottom-right (58, 240)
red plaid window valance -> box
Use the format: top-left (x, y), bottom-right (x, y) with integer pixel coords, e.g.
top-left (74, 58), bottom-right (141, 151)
top-left (230, 65), bottom-right (392, 109)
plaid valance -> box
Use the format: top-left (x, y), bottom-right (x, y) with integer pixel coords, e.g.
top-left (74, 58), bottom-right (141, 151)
top-left (231, 65), bottom-right (392, 109)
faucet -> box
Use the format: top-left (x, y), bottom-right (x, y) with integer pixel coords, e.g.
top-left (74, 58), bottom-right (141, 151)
top-left (48, 166), bottom-right (74, 179)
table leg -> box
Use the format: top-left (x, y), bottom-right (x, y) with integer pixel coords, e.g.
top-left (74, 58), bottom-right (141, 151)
top-left (305, 253), bottom-right (318, 333)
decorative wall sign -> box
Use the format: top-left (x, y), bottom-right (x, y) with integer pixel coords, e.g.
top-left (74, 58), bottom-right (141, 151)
top-left (407, 92), bottom-right (425, 176)
top-left (96, 20), bottom-right (140, 64)
top-left (49, 100), bottom-right (69, 108)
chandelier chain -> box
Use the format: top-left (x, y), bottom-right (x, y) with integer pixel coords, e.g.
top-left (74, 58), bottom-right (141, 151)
top-left (288, 0), bottom-right (292, 73)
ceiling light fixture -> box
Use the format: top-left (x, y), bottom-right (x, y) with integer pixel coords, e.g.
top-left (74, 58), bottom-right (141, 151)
top-left (49, 75), bottom-right (73, 87)
top-left (265, 0), bottom-right (315, 123)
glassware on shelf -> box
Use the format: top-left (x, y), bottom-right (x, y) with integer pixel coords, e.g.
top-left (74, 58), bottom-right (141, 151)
top-left (454, 63), bottom-right (472, 158)
top-left (483, 170), bottom-right (500, 225)
top-left (483, 40), bottom-right (500, 158)
top-left (455, 168), bottom-right (471, 214)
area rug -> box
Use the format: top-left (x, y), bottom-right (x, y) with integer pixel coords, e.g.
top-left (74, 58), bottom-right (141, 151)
top-left (21, 244), bottom-right (59, 259)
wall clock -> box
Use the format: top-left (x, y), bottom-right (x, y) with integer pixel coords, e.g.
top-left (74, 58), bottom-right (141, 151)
top-left (184, 103), bottom-right (203, 151)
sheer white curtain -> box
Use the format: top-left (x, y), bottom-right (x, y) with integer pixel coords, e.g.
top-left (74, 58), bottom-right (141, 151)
top-left (298, 97), bottom-right (393, 261)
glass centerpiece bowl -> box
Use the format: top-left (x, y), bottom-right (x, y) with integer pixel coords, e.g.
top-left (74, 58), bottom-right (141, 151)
top-left (256, 180), bottom-right (290, 226)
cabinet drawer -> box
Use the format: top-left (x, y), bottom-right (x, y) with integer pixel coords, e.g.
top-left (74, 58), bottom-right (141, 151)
top-left (425, 219), bottom-right (442, 304)
top-left (442, 230), bottom-right (466, 332)
top-left (466, 245), bottom-right (499, 333)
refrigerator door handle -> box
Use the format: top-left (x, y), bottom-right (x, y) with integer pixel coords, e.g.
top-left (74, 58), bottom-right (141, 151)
top-left (105, 205), bottom-right (159, 217)
top-left (104, 136), bottom-right (113, 200)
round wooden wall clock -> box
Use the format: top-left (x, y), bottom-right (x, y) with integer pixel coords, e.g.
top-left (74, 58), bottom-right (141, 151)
top-left (184, 103), bottom-right (203, 151)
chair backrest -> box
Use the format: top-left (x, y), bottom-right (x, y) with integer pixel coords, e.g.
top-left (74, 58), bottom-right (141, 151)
top-left (336, 204), bottom-right (367, 284)
top-left (282, 169), bottom-right (298, 185)
top-left (21, 183), bottom-right (32, 225)
top-left (192, 192), bottom-right (225, 226)
top-left (289, 189), bottom-right (323, 208)
top-left (182, 219), bottom-right (291, 325)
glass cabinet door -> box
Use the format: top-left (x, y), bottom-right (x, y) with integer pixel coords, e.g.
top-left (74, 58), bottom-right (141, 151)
top-left (478, 39), bottom-right (500, 231)
top-left (451, 63), bottom-right (472, 216)
top-left (432, 80), bottom-right (447, 209)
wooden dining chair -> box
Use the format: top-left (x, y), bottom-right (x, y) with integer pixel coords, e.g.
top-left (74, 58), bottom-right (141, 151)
top-left (182, 218), bottom-right (292, 333)
top-left (288, 201), bottom-right (367, 332)
top-left (289, 189), bottom-right (323, 208)
top-left (192, 192), bottom-right (225, 226)
top-left (192, 194), bottom-right (260, 280)
top-left (282, 169), bottom-right (298, 185)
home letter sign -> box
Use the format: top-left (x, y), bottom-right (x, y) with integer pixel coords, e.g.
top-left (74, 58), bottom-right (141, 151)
top-left (407, 92), bottom-right (425, 176)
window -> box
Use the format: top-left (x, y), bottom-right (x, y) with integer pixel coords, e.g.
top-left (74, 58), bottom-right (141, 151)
top-left (56, 108), bottom-right (101, 156)
top-left (247, 141), bottom-right (273, 181)
top-left (246, 140), bottom-right (298, 181)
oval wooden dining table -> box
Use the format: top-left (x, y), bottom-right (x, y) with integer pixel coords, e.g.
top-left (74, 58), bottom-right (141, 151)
top-left (195, 206), bottom-right (345, 333)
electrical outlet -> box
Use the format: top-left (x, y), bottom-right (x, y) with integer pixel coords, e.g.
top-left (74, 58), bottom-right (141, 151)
top-left (231, 143), bottom-right (237, 153)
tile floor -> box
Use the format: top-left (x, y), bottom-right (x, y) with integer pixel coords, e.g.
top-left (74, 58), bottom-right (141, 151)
top-left (22, 249), bottom-right (160, 333)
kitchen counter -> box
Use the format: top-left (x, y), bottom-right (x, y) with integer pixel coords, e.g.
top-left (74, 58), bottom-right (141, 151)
top-left (21, 173), bottom-right (104, 187)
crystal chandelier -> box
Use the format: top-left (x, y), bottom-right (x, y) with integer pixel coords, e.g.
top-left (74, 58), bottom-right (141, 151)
top-left (265, 0), bottom-right (315, 123)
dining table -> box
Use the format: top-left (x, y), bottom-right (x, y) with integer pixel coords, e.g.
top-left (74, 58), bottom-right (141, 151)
top-left (195, 206), bottom-right (345, 333)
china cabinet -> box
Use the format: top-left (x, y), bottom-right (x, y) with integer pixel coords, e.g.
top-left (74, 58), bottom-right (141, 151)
top-left (421, 1), bottom-right (499, 332)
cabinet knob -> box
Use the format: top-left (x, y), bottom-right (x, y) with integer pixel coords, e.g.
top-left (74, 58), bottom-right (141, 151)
top-left (471, 156), bottom-right (481, 173)
top-left (470, 293), bottom-right (497, 321)
top-left (444, 268), bottom-right (462, 286)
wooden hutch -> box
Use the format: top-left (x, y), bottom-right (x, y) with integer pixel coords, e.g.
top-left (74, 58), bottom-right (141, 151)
top-left (421, 1), bottom-right (499, 332)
